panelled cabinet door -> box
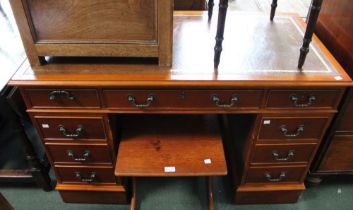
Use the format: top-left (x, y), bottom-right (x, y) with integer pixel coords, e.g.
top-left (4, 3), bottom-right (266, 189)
top-left (10, 0), bottom-right (173, 66)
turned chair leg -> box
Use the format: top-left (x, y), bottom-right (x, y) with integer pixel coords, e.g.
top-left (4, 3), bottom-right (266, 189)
top-left (298, 0), bottom-right (323, 69)
top-left (208, 0), bottom-right (214, 20)
top-left (270, 0), bottom-right (278, 21)
top-left (214, 0), bottom-right (229, 68)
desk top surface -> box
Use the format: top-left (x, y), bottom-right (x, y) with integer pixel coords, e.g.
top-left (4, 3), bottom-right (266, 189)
top-left (9, 12), bottom-right (352, 88)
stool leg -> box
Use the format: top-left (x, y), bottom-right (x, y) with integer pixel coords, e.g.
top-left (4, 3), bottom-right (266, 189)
top-left (208, 0), bottom-right (214, 20)
top-left (130, 177), bottom-right (137, 210)
top-left (208, 177), bottom-right (214, 210)
top-left (270, 0), bottom-right (278, 21)
top-left (298, 0), bottom-right (323, 69)
top-left (214, 0), bottom-right (229, 68)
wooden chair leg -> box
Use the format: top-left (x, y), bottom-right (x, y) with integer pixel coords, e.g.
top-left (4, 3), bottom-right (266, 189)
top-left (130, 177), bottom-right (137, 210)
top-left (208, 0), bottom-right (214, 20)
top-left (298, 0), bottom-right (323, 69)
top-left (270, 0), bottom-right (278, 21)
top-left (208, 177), bottom-right (214, 210)
top-left (214, 0), bottom-right (229, 68)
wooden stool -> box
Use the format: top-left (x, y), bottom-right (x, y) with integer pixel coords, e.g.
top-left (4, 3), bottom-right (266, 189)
top-left (115, 115), bottom-right (227, 210)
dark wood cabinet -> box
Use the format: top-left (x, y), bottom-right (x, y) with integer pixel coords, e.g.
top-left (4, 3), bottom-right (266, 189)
top-left (308, 0), bottom-right (353, 183)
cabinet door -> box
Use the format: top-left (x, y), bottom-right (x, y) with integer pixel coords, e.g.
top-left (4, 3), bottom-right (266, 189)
top-left (26, 0), bottom-right (157, 43)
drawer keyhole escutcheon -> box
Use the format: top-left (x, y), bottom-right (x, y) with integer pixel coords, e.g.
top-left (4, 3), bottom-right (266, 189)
top-left (75, 172), bottom-right (96, 183)
top-left (264, 171), bottom-right (287, 182)
top-left (48, 90), bottom-right (75, 101)
top-left (67, 150), bottom-right (91, 162)
top-left (128, 95), bottom-right (155, 108)
top-left (289, 94), bottom-right (316, 107)
top-left (279, 124), bottom-right (304, 137)
top-left (211, 94), bottom-right (240, 108)
top-left (58, 125), bottom-right (84, 138)
top-left (272, 150), bottom-right (295, 161)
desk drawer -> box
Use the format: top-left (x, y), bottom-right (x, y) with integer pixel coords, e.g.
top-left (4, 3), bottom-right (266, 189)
top-left (56, 166), bottom-right (116, 184)
top-left (46, 144), bottom-right (112, 164)
top-left (258, 116), bottom-right (331, 141)
top-left (266, 89), bottom-right (341, 109)
top-left (251, 144), bottom-right (317, 164)
top-left (34, 116), bottom-right (106, 141)
top-left (246, 165), bottom-right (307, 183)
top-left (24, 89), bottom-right (100, 108)
top-left (102, 90), bottom-right (264, 110)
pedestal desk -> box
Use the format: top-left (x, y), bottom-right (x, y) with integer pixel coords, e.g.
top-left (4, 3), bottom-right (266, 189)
top-left (8, 13), bottom-right (352, 204)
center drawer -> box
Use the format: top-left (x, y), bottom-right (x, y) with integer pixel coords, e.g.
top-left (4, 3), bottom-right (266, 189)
top-left (102, 90), bottom-right (264, 110)
top-left (33, 116), bottom-right (106, 141)
top-left (56, 166), bottom-right (116, 185)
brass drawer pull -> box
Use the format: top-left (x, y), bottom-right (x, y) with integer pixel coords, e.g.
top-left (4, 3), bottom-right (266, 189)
top-left (211, 94), bottom-right (240, 108)
top-left (127, 95), bottom-right (155, 108)
top-left (67, 150), bottom-right (91, 162)
top-left (265, 171), bottom-right (286, 182)
top-left (272, 150), bottom-right (295, 161)
top-left (58, 125), bottom-right (84, 138)
top-left (48, 90), bottom-right (75, 101)
top-left (279, 124), bottom-right (304, 137)
top-left (289, 94), bottom-right (316, 107)
top-left (74, 172), bottom-right (96, 183)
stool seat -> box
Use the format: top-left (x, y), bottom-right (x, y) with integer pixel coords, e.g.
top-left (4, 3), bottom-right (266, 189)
top-left (114, 115), bottom-right (227, 210)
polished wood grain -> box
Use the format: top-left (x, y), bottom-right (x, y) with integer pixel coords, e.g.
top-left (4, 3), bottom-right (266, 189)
top-left (115, 115), bottom-right (227, 176)
top-left (33, 116), bottom-right (106, 141)
top-left (251, 143), bottom-right (317, 164)
top-left (45, 143), bottom-right (113, 165)
top-left (56, 165), bottom-right (116, 184)
top-left (9, 0), bottom-right (173, 66)
top-left (266, 89), bottom-right (343, 109)
top-left (8, 13), bottom-right (352, 88)
top-left (26, 0), bottom-right (156, 42)
top-left (258, 115), bottom-right (332, 141)
top-left (57, 184), bottom-right (128, 204)
top-left (23, 88), bottom-right (101, 109)
top-left (102, 89), bottom-right (264, 110)
top-left (246, 165), bottom-right (307, 183)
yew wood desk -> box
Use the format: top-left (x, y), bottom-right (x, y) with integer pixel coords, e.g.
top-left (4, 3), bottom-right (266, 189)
top-left (8, 13), bottom-right (352, 205)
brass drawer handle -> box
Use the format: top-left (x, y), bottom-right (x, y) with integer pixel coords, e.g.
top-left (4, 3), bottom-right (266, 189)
top-left (48, 90), bottom-right (75, 101)
top-left (265, 171), bottom-right (286, 182)
top-left (272, 150), bottom-right (295, 161)
top-left (67, 150), bottom-right (91, 162)
top-left (279, 124), bottom-right (304, 137)
top-left (289, 94), bottom-right (316, 107)
top-left (211, 94), bottom-right (240, 108)
top-left (58, 125), bottom-right (84, 138)
top-left (127, 95), bottom-right (155, 108)
top-left (74, 172), bottom-right (96, 183)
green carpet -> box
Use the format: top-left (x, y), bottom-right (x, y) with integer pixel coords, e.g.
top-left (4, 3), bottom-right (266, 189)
top-left (1, 176), bottom-right (353, 210)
